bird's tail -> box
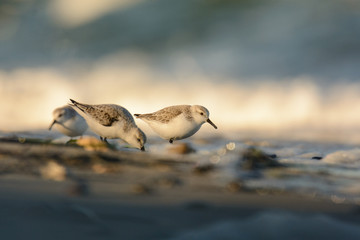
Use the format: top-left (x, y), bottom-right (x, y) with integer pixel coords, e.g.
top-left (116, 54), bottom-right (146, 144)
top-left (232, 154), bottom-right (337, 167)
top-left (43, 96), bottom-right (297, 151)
top-left (69, 99), bottom-right (92, 113)
top-left (134, 114), bottom-right (141, 118)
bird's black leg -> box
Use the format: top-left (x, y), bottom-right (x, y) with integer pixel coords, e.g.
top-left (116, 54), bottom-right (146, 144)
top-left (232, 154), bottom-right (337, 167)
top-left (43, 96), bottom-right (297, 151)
top-left (169, 138), bottom-right (174, 144)
top-left (100, 136), bottom-right (109, 143)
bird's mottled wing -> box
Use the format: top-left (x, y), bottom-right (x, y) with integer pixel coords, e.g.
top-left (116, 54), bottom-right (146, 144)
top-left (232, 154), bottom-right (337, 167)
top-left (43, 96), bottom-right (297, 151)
top-left (71, 99), bottom-right (134, 127)
top-left (89, 104), bottom-right (135, 127)
top-left (138, 105), bottom-right (191, 123)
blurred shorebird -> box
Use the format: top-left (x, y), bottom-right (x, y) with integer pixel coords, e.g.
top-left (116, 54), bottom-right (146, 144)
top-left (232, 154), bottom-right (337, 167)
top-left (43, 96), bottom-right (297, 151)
top-left (49, 105), bottom-right (88, 138)
top-left (134, 105), bottom-right (217, 143)
top-left (69, 99), bottom-right (146, 151)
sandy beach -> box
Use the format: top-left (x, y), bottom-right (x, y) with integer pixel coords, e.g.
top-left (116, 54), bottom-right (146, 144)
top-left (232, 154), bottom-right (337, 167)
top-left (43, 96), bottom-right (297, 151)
top-left (1, 135), bottom-right (360, 240)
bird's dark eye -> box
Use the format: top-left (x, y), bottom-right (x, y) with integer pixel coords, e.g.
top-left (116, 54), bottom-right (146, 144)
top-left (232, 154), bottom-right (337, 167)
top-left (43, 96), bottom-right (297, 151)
top-left (58, 114), bottom-right (63, 117)
top-left (137, 138), bottom-right (141, 142)
top-left (200, 112), bottom-right (204, 116)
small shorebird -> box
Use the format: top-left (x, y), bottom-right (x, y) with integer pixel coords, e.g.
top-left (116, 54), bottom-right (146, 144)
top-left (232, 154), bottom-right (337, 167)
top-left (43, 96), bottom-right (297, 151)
top-left (134, 105), bottom-right (217, 143)
top-left (69, 99), bottom-right (146, 151)
top-left (49, 105), bottom-right (88, 138)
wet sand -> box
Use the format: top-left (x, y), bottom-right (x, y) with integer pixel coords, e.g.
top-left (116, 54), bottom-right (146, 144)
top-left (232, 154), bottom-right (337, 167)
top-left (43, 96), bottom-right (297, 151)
top-left (1, 137), bottom-right (360, 239)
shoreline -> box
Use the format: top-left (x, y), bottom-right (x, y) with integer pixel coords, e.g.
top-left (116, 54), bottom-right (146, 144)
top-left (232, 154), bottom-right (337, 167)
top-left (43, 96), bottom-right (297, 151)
top-left (0, 138), bottom-right (359, 211)
top-left (1, 136), bottom-right (360, 239)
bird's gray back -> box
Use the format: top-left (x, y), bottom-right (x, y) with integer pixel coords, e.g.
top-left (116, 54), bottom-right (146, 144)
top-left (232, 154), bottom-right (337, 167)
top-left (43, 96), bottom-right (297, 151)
top-left (139, 105), bottom-right (193, 123)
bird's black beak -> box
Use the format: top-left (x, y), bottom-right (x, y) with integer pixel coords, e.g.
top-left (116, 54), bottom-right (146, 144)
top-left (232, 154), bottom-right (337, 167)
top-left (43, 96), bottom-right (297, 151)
top-left (49, 120), bottom-right (57, 130)
top-left (207, 118), bottom-right (217, 129)
top-left (140, 146), bottom-right (145, 151)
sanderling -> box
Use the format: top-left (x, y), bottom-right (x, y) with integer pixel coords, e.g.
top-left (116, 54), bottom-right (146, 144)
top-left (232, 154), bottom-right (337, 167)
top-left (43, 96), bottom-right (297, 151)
top-left (49, 105), bottom-right (88, 138)
top-left (69, 99), bottom-right (146, 151)
top-left (134, 105), bottom-right (217, 143)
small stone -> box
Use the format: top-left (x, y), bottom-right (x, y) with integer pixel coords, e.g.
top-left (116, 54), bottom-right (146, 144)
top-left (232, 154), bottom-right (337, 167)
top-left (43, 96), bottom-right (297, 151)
top-left (39, 161), bottom-right (67, 181)
top-left (92, 163), bottom-right (108, 174)
top-left (76, 137), bottom-right (109, 151)
top-left (268, 154), bottom-right (277, 158)
top-left (240, 147), bottom-right (282, 170)
top-left (226, 181), bottom-right (244, 193)
top-left (167, 143), bottom-right (196, 154)
top-left (193, 164), bottom-right (215, 174)
top-left (131, 184), bottom-right (152, 195)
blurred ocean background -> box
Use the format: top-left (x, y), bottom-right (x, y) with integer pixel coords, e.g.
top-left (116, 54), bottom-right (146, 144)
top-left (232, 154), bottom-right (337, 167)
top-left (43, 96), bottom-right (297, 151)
top-left (2, 2), bottom-right (360, 238)
top-left (0, 0), bottom-right (360, 140)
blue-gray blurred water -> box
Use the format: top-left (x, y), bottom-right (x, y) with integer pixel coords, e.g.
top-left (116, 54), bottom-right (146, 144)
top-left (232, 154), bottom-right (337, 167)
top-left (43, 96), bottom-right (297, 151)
top-left (0, 0), bottom-right (359, 79)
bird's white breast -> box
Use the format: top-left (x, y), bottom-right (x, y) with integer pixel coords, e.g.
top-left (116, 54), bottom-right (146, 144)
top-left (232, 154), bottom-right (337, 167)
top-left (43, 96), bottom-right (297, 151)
top-left (55, 115), bottom-right (87, 137)
top-left (145, 114), bottom-right (202, 140)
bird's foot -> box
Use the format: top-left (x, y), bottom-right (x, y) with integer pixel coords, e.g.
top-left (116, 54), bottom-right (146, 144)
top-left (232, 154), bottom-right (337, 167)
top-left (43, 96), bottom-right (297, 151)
top-left (169, 138), bottom-right (174, 144)
top-left (100, 136), bottom-right (108, 143)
